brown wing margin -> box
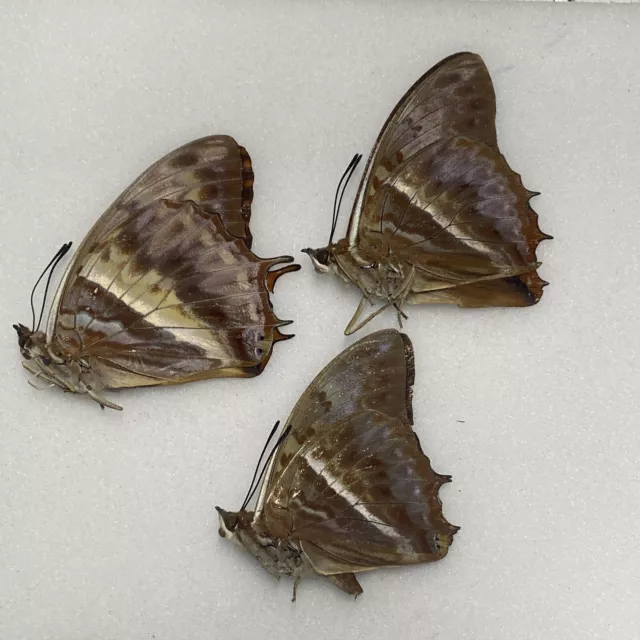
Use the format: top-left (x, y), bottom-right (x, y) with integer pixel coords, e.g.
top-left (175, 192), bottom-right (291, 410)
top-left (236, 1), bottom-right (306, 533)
top-left (237, 144), bottom-right (255, 248)
top-left (399, 332), bottom-right (415, 424)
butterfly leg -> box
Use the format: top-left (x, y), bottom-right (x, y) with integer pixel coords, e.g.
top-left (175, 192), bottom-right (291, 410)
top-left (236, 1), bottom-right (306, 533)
top-left (344, 267), bottom-right (415, 334)
top-left (291, 577), bottom-right (300, 603)
top-left (394, 305), bottom-right (409, 321)
top-left (344, 294), bottom-right (369, 335)
top-left (344, 296), bottom-right (395, 335)
top-left (327, 573), bottom-right (363, 598)
top-left (393, 304), bottom-right (408, 328)
top-left (28, 375), bottom-right (55, 391)
top-left (392, 266), bottom-right (415, 328)
top-left (86, 389), bottom-right (123, 411)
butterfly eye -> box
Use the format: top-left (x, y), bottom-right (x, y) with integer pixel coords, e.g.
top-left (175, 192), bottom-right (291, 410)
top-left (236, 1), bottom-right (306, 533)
top-left (216, 507), bottom-right (238, 534)
top-left (315, 248), bottom-right (330, 265)
top-left (41, 356), bottom-right (52, 366)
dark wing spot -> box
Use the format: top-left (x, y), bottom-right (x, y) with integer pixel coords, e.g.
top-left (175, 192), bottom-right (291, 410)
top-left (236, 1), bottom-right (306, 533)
top-left (171, 219), bottom-right (186, 234)
top-left (171, 152), bottom-right (199, 168)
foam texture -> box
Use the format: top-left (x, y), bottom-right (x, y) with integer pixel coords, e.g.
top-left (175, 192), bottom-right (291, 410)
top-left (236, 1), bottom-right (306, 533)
top-left (1, 1), bottom-right (639, 639)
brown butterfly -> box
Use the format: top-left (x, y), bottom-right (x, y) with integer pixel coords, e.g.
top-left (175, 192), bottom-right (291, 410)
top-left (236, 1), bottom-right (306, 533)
top-left (303, 52), bottom-right (551, 335)
top-left (14, 136), bottom-right (299, 410)
top-left (216, 329), bottom-right (458, 600)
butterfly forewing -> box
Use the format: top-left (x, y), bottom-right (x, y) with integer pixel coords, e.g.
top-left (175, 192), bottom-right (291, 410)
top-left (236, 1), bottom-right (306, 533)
top-left (48, 136), bottom-right (255, 334)
top-left (256, 329), bottom-right (414, 510)
top-left (110, 135), bottom-right (253, 245)
top-left (348, 52), bottom-right (498, 244)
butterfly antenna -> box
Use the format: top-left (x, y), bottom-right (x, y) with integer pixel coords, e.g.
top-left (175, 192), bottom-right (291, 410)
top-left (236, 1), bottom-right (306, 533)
top-left (329, 153), bottom-right (362, 246)
top-left (240, 422), bottom-right (293, 511)
top-left (240, 420), bottom-right (281, 510)
top-left (29, 241), bottom-right (73, 332)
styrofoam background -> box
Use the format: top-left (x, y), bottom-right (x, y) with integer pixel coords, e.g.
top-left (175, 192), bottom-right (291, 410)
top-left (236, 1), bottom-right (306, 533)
top-left (1, 1), bottom-right (639, 639)
top-left (474, 0), bottom-right (637, 3)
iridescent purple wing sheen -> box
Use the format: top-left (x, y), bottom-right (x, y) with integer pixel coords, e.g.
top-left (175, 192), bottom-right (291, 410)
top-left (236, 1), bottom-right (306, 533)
top-left (349, 52), bottom-right (548, 306)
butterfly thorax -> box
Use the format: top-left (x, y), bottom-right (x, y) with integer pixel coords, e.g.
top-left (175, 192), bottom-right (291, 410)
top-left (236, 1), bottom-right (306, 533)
top-left (330, 236), bottom-right (409, 301)
top-left (217, 507), bottom-right (311, 580)
top-left (15, 326), bottom-right (112, 407)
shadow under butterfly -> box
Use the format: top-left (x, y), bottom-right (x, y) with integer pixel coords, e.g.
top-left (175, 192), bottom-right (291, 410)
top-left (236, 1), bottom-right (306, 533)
top-left (14, 136), bottom-right (299, 410)
top-left (303, 52), bottom-right (552, 335)
top-left (216, 329), bottom-right (458, 600)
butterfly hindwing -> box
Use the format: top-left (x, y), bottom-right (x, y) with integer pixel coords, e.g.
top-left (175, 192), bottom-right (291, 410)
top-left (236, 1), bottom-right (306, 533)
top-left (363, 136), bottom-right (545, 303)
top-left (265, 409), bottom-right (457, 575)
top-left (53, 199), bottom-right (294, 387)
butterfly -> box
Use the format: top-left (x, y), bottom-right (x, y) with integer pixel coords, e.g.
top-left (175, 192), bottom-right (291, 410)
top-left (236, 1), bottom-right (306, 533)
top-left (303, 52), bottom-right (552, 335)
top-left (216, 329), bottom-right (458, 600)
top-left (14, 136), bottom-right (299, 410)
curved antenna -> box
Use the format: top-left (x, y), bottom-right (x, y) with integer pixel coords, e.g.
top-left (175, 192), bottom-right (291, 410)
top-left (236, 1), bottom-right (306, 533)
top-left (29, 241), bottom-right (73, 332)
top-left (240, 420), bottom-right (280, 511)
top-left (328, 153), bottom-right (362, 246)
top-left (240, 422), bottom-right (292, 511)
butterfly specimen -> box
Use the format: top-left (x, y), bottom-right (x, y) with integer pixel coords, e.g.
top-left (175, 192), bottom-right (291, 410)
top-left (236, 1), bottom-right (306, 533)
top-left (14, 136), bottom-right (299, 410)
top-left (303, 52), bottom-right (551, 334)
top-left (216, 329), bottom-right (458, 600)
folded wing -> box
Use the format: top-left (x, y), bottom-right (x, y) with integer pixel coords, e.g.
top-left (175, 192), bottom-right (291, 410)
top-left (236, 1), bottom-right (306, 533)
top-left (265, 410), bottom-right (458, 574)
top-left (350, 52), bottom-right (549, 306)
top-left (365, 136), bottom-right (547, 303)
top-left (53, 199), bottom-right (295, 387)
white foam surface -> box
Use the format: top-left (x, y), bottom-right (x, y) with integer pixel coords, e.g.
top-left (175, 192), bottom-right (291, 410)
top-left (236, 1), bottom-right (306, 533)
top-left (1, 1), bottom-right (639, 639)
top-left (476, 0), bottom-right (637, 4)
